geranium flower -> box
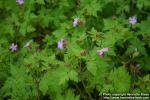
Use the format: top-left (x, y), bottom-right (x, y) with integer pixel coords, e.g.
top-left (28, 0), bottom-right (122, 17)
top-left (16, 0), bottom-right (24, 5)
top-left (97, 48), bottom-right (108, 56)
top-left (57, 39), bottom-right (64, 49)
top-left (73, 18), bottom-right (79, 27)
top-left (23, 40), bottom-right (32, 48)
top-left (10, 43), bottom-right (18, 52)
top-left (128, 16), bottom-right (137, 25)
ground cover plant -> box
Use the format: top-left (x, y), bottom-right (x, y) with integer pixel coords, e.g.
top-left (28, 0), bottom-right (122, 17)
top-left (0, 0), bottom-right (150, 100)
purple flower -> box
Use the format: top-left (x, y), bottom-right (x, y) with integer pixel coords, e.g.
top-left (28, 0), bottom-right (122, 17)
top-left (128, 16), bottom-right (137, 25)
top-left (57, 39), bottom-right (64, 49)
top-left (10, 43), bottom-right (18, 52)
top-left (97, 48), bottom-right (108, 56)
top-left (23, 40), bottom-right (32, 48)
top-left (73, 18), bottom-right (79, 27)
top-left (16, 0), bottom-right (24, 5)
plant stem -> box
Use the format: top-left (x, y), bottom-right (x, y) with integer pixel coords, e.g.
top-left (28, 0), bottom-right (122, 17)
top-left (81, 81), bottom-right (94, 100)
top-left (75, 83), bottom-right (86, 99)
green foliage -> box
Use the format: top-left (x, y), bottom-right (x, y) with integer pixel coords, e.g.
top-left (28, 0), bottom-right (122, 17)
top-left (107, 67), bottom-right (131, 92)
top-left (0, 0), bottom-right (150, 100)
top-left (39, 67), bottom-right (78, 99)
top-left (1, 66), bottom-right (36, 100)
top-left (55, 90), bottom-right (80, 100)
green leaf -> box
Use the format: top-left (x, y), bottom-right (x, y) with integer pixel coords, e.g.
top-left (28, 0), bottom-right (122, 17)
top-left (68, 70), bottom-right (78, 82)
top-left (87, 61), bottom-right (97, 76)
top-left (108, 67), bottom-right (131, 92)
top-left (27, 25), bottom-right (36, 33)
top-left (39, 69), bottom-right (62, 95)
top-left (67, 41), bottom-right (82, 57)
top-left (39, 67), bottom-right (69, 95)
top-left (59, 70), bottom-right (69, 85)
top-left (80, 0), bottom-right (102, 16)
top-left (36, 0), bottom-right (45, 5)
top-left (1, 66), bottom-right (34, 100)
top-left (52, 29), bottom-right (67, 39)
top-left (139, 17), bottom-right (150, 33)
top-left (136, 0), bottom-right (150, 10)
top-left (39, 79), bottom-right (48, 95)
top-left (64, 90), bottom-right (80, 100)
top-left (55, 90), bottom-right (80, 100)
